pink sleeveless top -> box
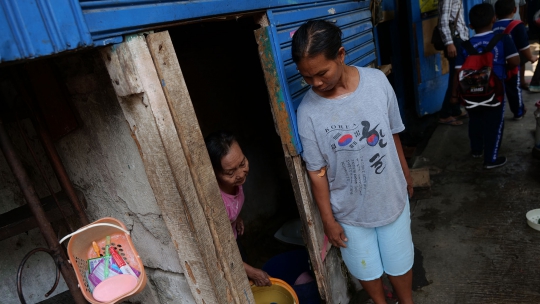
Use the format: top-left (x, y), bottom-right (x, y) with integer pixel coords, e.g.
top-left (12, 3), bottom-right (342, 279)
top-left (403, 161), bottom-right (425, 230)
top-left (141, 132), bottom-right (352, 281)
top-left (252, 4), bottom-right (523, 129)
top-left (220, 185), bottom-right (244, 238)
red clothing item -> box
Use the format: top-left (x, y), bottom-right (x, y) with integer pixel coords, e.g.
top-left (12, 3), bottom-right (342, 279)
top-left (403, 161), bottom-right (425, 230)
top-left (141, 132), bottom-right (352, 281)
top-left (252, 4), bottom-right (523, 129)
top-left (220, 185), bottom-right (244, 238)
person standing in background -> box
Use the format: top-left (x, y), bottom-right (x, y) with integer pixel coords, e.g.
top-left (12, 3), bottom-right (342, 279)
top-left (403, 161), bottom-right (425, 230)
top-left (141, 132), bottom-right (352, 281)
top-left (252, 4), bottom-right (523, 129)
top-left (438, 0), bottom-right (470, 126)
top-left (493, 0), bottom-right (537, 118)
top-left (486, 0), bottom-right (529, 89)
top-left (526, 0), bottom-right (539, 40)
top-left (452, 3), bottom-right (520, 168)
top-left (486, 0), bottom-right (527, 20)
top-left (526, 0), bottom-right (540, 92)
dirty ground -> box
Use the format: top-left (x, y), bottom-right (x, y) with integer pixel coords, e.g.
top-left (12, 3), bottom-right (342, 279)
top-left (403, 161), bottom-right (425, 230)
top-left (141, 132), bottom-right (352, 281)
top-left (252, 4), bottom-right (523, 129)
top-left (407, 51), bottom-right (540, 303)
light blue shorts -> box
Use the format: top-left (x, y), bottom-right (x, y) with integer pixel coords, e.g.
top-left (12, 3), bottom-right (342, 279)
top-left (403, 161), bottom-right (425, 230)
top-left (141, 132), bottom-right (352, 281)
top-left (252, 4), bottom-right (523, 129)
top-left (340, 200), bottom-right (414, 281)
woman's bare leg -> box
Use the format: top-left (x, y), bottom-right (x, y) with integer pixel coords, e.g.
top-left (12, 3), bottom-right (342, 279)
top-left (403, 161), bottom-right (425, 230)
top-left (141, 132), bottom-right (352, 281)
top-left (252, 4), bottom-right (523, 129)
top-left (387, 269), bottom-right (414, 304)
top-left (359, 278), bottom-right (386, 304)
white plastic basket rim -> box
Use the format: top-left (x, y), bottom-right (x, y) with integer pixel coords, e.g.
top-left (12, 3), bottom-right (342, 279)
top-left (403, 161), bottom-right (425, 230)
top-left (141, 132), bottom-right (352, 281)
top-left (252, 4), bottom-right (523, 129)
top-left (59, 223), bottom-right (130, 245)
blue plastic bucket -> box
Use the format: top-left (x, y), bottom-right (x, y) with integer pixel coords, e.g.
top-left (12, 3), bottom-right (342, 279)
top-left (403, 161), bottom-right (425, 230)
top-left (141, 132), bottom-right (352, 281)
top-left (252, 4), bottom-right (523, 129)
top-left (262, 249), bottom-right (321, 304)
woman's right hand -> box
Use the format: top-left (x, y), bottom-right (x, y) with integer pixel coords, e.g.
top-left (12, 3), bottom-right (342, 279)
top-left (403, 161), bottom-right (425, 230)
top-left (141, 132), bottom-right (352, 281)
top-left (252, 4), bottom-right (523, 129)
top-left (245, 264), bottom-right (271, 287)
top-left (323, 219), bottom-right (347, 248)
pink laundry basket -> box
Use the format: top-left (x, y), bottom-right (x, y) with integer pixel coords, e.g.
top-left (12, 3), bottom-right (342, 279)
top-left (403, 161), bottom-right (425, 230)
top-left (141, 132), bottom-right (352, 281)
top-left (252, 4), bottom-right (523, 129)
top-left (59, 217), bottom-right (147, 304)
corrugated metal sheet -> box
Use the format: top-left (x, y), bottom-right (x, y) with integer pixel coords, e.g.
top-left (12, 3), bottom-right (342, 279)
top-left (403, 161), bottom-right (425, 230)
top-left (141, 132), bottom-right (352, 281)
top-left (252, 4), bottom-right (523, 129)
top-left (80, 0), bottom-right (321, 41)
top-left (1, 0), bottom-right (375, 64)
top-left (0, 0), bottom-right (328, 63)
top-left (0, 0), bottom-right (92, 62)
top-left (266, 0), bottom-right (375, 153)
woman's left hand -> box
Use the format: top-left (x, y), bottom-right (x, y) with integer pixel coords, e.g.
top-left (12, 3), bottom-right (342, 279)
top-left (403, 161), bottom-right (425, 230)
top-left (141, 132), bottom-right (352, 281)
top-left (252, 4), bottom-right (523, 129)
top-left (393, 134), bottom-right (414, 199)
top-left (235, 217), bottom-right (244, 236)
top-left (405, 173), bottom-right (414, 198)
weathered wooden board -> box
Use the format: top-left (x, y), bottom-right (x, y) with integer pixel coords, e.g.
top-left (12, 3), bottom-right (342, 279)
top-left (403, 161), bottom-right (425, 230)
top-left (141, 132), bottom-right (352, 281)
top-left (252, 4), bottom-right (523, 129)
top-left (284, 152), bottom-right (331, 302)
top-left (325, 247), bottom-right (354, 304)
top-left (100, 44), bottom-right (143, 97)
top-left (146, 31), bottom-right (252, 303)
top-left (101, 36), bottom-right (219, 304)
top-left (254, 26), bottom-right (298, 156)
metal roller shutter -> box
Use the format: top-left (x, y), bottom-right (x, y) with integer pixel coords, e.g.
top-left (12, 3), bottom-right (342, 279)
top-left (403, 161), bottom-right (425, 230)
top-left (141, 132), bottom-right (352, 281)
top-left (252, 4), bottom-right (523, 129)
top-left (266, 0), bottom-right (376, 153)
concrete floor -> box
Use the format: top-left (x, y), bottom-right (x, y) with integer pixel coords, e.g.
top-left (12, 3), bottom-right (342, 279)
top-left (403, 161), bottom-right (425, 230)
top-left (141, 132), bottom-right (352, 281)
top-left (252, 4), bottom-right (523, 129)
top-left (409, 57), bottom-right (540, 303)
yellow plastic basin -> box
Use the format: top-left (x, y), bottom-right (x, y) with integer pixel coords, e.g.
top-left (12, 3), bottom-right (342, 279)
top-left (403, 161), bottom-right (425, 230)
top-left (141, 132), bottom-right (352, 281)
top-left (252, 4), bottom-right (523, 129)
top-left (251, 278), bottom-right (298, 304)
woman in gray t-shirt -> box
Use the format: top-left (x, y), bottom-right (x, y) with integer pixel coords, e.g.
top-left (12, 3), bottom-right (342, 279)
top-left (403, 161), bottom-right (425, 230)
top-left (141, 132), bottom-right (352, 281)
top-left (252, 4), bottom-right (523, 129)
top-left (292, 20), bottom-right (415, 304)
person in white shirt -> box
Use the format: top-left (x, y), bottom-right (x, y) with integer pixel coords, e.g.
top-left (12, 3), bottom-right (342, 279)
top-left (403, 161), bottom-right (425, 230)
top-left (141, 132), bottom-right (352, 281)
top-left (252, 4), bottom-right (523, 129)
top-left (438, 0), bottom-right (470, 125)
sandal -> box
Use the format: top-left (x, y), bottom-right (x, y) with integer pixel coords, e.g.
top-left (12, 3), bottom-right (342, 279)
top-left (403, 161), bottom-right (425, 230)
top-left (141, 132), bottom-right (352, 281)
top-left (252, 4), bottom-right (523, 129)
top-left (438, 118), bottom-right (463, 126)
top-left (454, 111), bottom-right (469, 119)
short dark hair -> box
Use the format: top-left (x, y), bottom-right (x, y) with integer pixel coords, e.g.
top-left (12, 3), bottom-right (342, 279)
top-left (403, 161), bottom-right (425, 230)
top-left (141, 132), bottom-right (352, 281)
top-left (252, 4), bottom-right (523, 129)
top-left (291, 20), bottom-right (343, 63)
top-left (204, 131), bottom-right (237, 173)
top-left (469, 3), bottom-right (495, 29)
top-left (495, 0), bottom-right (515, 19)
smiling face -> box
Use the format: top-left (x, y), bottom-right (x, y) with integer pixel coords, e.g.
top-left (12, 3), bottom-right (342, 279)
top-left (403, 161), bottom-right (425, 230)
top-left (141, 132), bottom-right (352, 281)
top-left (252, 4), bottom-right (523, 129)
top-left (296, 47), bottom-right (345, 95)
top-left (216, 141), bottom-right (249, 193)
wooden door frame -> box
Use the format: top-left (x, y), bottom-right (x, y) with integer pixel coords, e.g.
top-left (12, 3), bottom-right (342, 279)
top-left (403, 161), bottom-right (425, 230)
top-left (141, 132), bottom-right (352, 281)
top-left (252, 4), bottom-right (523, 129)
top-left (101, 21), bottom-right (353, 303)
top-left (101, 32), bottom-right (253, 304)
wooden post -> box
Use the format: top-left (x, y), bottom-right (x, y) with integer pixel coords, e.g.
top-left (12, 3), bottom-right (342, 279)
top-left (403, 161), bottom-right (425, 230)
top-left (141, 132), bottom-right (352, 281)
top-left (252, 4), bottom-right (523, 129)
top-left (284, 152), bottom-right (331, 302)
top-left (100, 33), bottom-right (250, 303)
top-left (254, 26), bottom-right (299, 156)
top-left (145, 31), bottom-right (252, 303)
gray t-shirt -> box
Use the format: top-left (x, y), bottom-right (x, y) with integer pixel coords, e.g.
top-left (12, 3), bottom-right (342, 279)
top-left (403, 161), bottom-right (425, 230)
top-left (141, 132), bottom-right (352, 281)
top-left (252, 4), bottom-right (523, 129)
top-left (297, 67), bottom-right (407, 228)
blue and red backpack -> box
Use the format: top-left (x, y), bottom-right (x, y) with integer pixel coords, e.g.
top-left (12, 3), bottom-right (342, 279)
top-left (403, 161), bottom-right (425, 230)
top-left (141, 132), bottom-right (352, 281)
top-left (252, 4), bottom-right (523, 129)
top-left (458, 21), bottom-right (520, 110)
top-left (458, 34), bottom-right (505, 110)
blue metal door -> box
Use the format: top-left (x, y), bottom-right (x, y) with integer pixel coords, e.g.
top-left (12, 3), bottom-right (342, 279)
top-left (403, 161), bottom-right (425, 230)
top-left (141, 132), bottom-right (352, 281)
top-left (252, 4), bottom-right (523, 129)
top-left (404, 0), bottom-right (482, 116)
top-left (265, 0), bottom-right (376, 154)
top-left (0, 0), bottom-right (92, 62)
top-left (405, 1), bottom-right (447, 116)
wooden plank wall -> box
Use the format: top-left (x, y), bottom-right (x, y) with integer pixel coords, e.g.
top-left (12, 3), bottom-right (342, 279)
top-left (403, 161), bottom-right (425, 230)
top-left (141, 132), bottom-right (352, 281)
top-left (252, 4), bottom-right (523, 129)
top-left (284, 153), bottom-right (330, 302)
top-left (254, 26), bottom-right (298, 156)
top-left (145, 31), bottom-right (253, 303)
top-left (101, 33), bottom-right (252, 304)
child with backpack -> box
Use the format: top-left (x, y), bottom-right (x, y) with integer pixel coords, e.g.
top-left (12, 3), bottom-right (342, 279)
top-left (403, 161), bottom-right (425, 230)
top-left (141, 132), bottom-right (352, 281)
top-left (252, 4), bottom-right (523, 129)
top-left (493, 0), bottom-right (538, 119)
top-left (451, 3), bottom-right (520, 169)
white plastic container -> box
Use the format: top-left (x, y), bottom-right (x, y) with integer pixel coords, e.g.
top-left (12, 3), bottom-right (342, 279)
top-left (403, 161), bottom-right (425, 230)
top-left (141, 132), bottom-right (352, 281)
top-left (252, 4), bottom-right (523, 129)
top-left (526, 209), bottom-right (540, 231)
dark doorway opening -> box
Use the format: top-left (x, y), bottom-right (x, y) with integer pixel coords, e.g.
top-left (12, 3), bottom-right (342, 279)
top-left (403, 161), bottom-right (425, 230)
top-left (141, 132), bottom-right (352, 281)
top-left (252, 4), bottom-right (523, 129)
top-left (168, 16), bottom-right (304, 269)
